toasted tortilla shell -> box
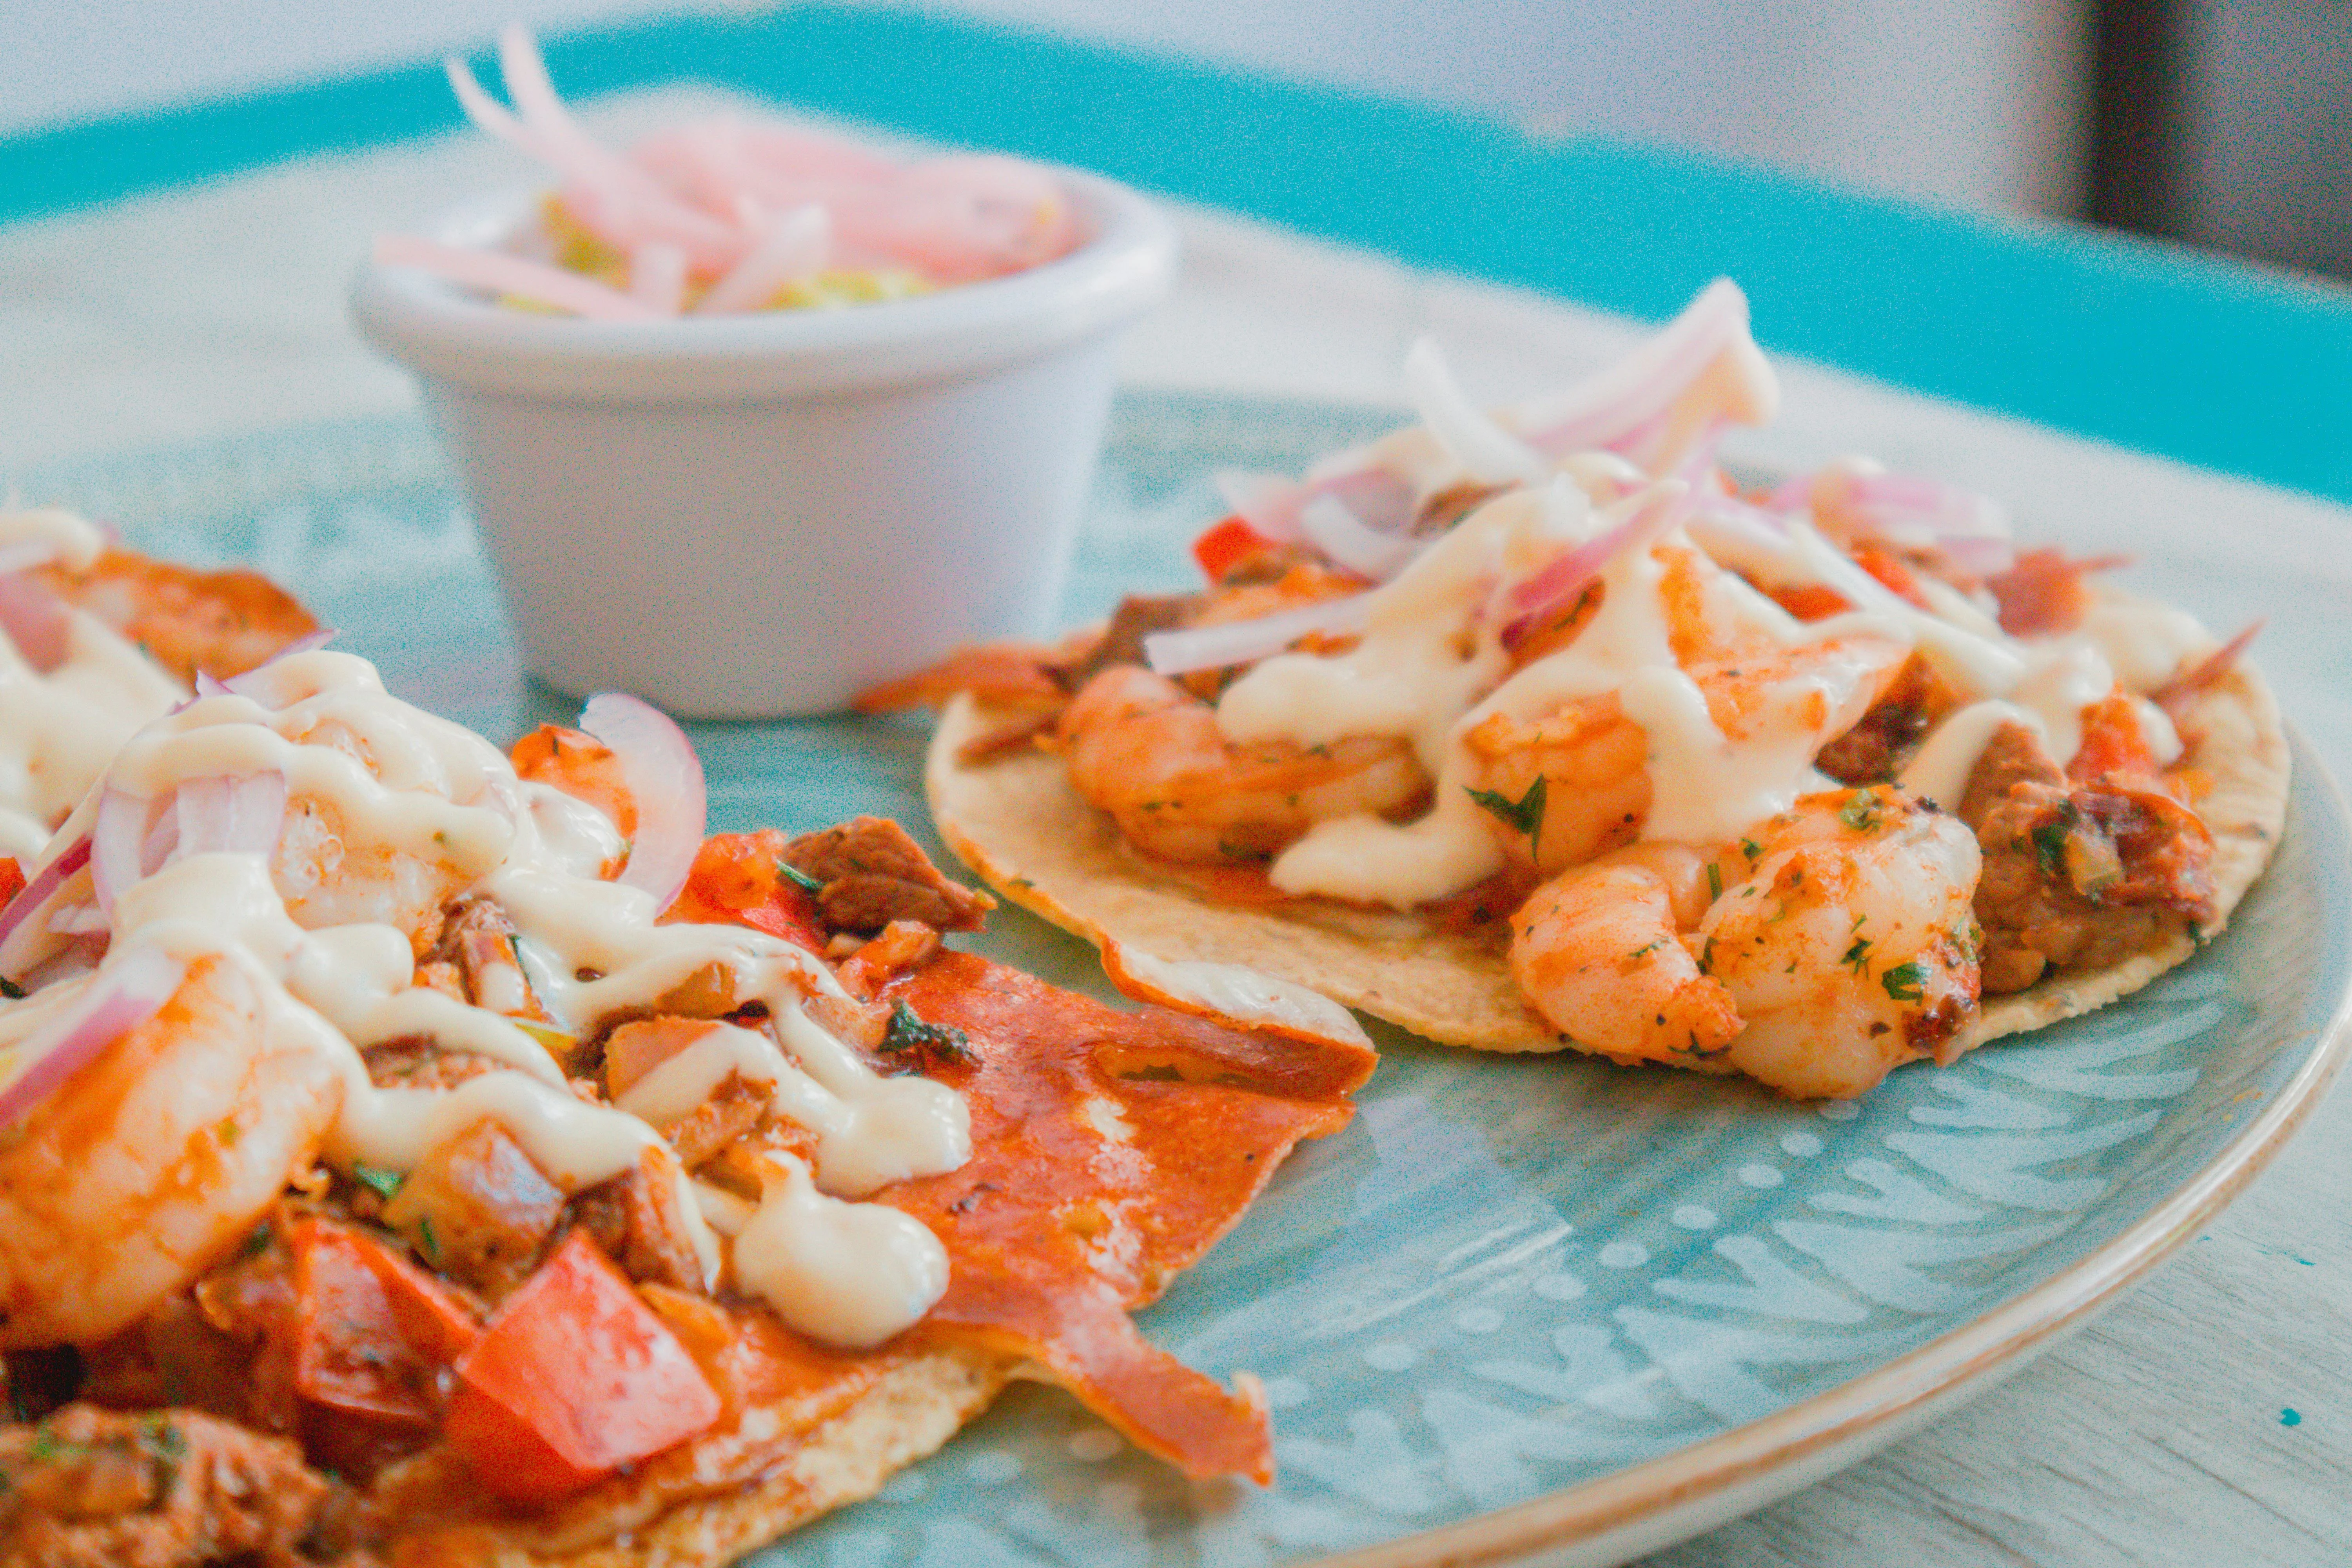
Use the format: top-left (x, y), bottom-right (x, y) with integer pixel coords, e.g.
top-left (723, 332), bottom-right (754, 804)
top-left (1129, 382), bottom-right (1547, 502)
top-left (929, 662), bottom-right (2288, 1062)
top-left (414, 1347), bottom-right (1011, 1567)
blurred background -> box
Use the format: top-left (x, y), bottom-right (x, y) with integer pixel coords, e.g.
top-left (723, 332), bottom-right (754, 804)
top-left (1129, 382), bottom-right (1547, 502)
top-left (4, 0), bottom-right (2347, 279)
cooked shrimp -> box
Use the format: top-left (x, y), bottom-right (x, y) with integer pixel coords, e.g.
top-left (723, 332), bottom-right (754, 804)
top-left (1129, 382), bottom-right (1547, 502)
top-left (0, 955), bottom-right (343, 1347)
top-left (1059, 666), bottom-right (1428, 864)
top-left (1508, 844), bottom-right (1741, 1063)
top-left (1508, 786), bottom-right (1981, 1098)
top-left (1701, 788), bottom-right (1981, 1098)
top-left (36, 546), bottom-right (319, 685)
top-left (1465, 637), bottom-right (1909, 876)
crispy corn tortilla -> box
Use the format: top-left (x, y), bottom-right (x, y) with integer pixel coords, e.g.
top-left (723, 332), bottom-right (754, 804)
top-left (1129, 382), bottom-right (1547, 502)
top-left (929, 664), bottom-right (2288, 1062)
top-left (418, 1348), bottom-right (1011, 1567)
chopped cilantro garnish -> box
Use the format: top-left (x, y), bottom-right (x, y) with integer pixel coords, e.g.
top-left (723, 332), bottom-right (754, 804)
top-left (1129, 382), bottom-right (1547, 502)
top-left (779, 861), bottom-right (826, 895)
top-left (1842, 935), bottom-right (1873, 973)
top-left (1706, 862), bottom-right (1723, 901)
top-left (1739, 837), bottom-right (1763, 861)
top-left (2031, 820), bottom-right (2069, 877)
top-left (416, 1215), bottom-right (441, 1263)
top-left (1837, 791), bottom-right (1884, 832)
top-left (353, 1163), bottom-right (404, 1200)
top-left (1465, 776), bottom-right (1547, 842)
top-left (0, 977), bottom-right (22, 1000)
top-left (1881, 960), bottom-right (1926, 1003)
top-left (882, 1000), bottom-right (976, 1063)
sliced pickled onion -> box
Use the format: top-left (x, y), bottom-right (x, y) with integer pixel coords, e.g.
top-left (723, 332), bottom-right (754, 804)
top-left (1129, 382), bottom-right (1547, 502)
top-left (629, 243), bottom-right (689, 316)
top-left (91, 773), bottom-right (289, 918)
top-left (0, 946), bottom-right (186, 1128)
top-left (1213, 472), bottom-right (1308, 543)
top-left (1142, 592), bottom-right (1375, 678)
top-left (1501, 482), bottom-right (1689, 646)
top-left (0, 833), bottom-right (91, 951)
top-left (1403, 338), bottom-right (1547, 486)
top-left (693, 204), bottom-right (829, 315)
top-left (218, 629), bottom-right (338, 701)
top-left (579, 693), bottom-right (706, 909)
top-left (0, 573), bottom-right (71, 674)
top-left (1298, 496), bottom-right (1419, 581)
top-left (1933, 534), bottom-right (2016, 576)
top-left (1517, 279), bottom-right (1758, 456)
top-left (375, 234), bottom-right (657, 322)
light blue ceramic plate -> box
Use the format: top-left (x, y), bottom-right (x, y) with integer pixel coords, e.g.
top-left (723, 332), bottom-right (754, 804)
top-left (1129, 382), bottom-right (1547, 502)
top-left (24, 395), bottom-right (2352, 1568)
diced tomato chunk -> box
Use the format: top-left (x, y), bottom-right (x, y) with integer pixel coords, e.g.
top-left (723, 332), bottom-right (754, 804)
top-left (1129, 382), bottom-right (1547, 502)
top-left (1769, 583), bottom-right (1849, 621)
top-left (0, 858), bottom-right (22, 907)
top-left (1191, 515), bottom-right (1273, 582)
top-left (2069, 690), bottom-right (2161, 784)
top-left (665, 831), bottom-right (825, 953)
top-left (510, 724), bottom-right (637, 841)
top-left (290, 1219), bottom-right (480, 1426)
top-left (445, 1231), bottom-right (721, 1506)
top-left (1850, 543), bottom-right (1933, 610)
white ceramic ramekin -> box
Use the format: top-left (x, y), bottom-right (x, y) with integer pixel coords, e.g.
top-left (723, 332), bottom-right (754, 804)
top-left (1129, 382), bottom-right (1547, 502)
top-left (352, 169), bottom-right (1176, 718)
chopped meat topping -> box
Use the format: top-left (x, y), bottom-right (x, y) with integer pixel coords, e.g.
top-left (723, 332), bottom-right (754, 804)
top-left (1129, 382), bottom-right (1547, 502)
top-left (1960, 721), bottom-right (2215, 993)
top-left (1817, 653), bottom-right (1965, 787)
top-left (381, 1120), bottom-right (567, 1298)
top-left (568, 1148), bottom-right (707, 1292)
top-left (423, 899), bottom-right (546, 1020)
top-left (360, 1039), bottom-right (501, 1093)
top-left (1058, 593), bottom-right (1204, 688)
top-left (0, 1405), bottom-right (342, 1567)
top-left (781, 817), bottom-right (995, 936)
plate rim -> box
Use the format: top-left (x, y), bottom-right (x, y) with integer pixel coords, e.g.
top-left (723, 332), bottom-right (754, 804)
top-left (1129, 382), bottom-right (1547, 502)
top-left (1308, 725), bottom-right (2352, 1568)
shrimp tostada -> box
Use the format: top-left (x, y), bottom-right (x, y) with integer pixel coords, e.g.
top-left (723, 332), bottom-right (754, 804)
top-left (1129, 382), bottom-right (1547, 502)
top-left (0, 642), bottom-right (1371, 1563)
top-left (868, 281), bottom-right (2287, 1101)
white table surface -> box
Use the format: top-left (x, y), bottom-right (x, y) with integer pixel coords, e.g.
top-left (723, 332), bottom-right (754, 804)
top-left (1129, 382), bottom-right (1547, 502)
top-left (4, 94), bottom-right (2349, 1568)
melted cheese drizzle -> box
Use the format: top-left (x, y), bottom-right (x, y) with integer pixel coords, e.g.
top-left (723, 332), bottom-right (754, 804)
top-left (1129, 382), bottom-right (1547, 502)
top-left (1209, 464), bottom-right (2218, 909)
top-left (56, 651), bottom-right (968, 1347)
top-left (0, 510), bottom-right (185, 860)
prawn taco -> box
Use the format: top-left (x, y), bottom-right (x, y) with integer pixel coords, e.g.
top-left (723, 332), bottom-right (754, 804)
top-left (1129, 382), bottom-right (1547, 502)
top-left (869, 281), bottom-right (2288, 1101)
top-left (0, 641), bottom-right (1372, 1563)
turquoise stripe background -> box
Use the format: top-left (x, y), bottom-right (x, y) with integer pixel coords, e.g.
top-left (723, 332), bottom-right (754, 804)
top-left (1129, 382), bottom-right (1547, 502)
top-left (8, 4), bottom-right (2350, 501)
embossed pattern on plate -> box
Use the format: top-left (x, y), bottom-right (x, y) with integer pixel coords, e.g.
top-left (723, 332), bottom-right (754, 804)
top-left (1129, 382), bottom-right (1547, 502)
top-left (23, 394), bottom-right (2351, 1568)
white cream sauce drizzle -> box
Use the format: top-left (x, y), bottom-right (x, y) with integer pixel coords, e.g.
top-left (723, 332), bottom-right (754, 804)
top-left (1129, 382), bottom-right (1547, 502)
top-left (1204, 457), bottom-right (2222, 910)
top-left (49, 651), bottom-right (969, 1346)
top-left (0, 510), bottom-right (185, 861)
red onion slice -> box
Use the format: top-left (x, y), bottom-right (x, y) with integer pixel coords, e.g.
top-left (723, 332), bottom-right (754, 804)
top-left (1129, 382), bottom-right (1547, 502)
top-left (0, 573), bottom-right (72, 674)
top-left (1403, 338), bottom-right (1547, 485)
top-left (217, 629), bottom-right (338, 702)
top-left (1142, 592), bottom-right (1376, 678)
top-left (1298, 496), bottom-right (1420, 581)
top-left (90, 788), bottom-right (156, 919)
top-left (579, 693), bottom-right (707, 910)
top-left (0, 945), bottom-right (185, 1128)
top-left (1519, 280), bottom-right (1752, 457)
top-left (0, 541), bottom-right (58, 575)
top-left (173, 773), bottom-right (291, 858)
top-left (0, 833), bottom-right (92, 951)
top-left (91, 772), bottom-right (290, 919)
top-left (1934, 534), bottom-right (2016, 576)
top-left (376, 234), bottom-right (657, 322)
top-left (1213, 471), bottom-right (1309, 543)
top-left (1500, 484), bottom-right (1690, 646)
